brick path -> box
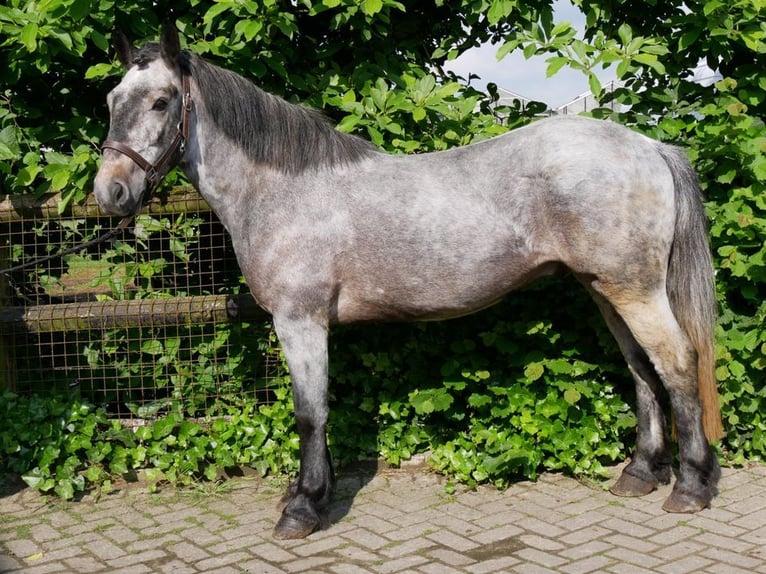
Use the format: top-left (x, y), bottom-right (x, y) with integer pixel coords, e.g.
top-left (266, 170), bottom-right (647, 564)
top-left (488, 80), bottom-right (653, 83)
top-left (1, 461), bottom-right (765, 573)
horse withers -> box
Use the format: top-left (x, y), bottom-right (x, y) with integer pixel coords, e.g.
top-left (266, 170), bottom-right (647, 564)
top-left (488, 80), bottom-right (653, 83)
top-left (93, 25), bottom-right (723, 539)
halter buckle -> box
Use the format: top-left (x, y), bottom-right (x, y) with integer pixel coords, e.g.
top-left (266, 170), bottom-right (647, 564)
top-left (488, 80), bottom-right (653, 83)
top-left (146, 166), bottom-right (159, 186)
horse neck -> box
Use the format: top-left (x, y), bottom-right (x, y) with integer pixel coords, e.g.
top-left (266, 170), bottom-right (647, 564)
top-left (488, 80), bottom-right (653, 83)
top-left (179, 73), bottom-right (375, 226)
top-left (179, 92), bottom-right (271, 231)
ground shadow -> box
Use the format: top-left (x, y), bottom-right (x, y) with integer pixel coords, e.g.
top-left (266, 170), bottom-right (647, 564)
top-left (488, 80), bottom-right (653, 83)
top-left (324, 459), bottom-right (384, 528)
top-left (0, 474), bottom-right (28, 499)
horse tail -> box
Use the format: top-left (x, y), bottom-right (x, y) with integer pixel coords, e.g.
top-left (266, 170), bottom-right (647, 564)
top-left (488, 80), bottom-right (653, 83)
top-left (657, 143), bottom-right (723, 442)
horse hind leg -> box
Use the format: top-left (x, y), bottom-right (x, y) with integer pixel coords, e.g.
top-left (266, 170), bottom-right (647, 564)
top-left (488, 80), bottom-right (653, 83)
top-left (581, 282), bottom-right (672, 496)
top-left (588, 280), bottom-right (719, 512)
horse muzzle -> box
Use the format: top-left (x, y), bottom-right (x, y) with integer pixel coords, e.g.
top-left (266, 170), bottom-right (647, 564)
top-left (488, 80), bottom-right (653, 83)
top-left (93, 153), bottom-right (147, 217)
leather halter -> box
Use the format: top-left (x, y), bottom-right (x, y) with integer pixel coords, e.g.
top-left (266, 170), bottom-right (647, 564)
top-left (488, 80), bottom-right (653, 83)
top-left (101, 72), bottom-right (193, 204)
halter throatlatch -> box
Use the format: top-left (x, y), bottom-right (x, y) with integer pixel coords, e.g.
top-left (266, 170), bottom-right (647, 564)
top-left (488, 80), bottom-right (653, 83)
top-left (101, 72), bottom-right (193, 207)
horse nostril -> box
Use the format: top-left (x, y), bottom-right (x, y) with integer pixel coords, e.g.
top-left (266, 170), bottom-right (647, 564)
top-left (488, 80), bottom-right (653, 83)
top-left (112, 181), bottom-right (125, 204)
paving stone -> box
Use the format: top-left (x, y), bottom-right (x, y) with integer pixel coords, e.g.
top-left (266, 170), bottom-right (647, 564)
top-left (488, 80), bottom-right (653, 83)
top-left (378, 535), bottom-right (436, 558)
top-left (468, 523), bottom-right (524, 545)
top-left (419, 562), bottom-right (469, 574)
top-left (558, 539), bottom-right (612, 560)
top-left (427, 546), bottom-right (477, 567)
top-left (63, 555), bottom-right (113, 573)
top-left (84, 537), bottom-right (127, 561)
top-left (557, 525), bottom-right (610, 546)
top-left (3, 537), bottom-right (41, 559)
top-left (19, 563), bottom-right (74, 574)
top-left (331, 563), bottom-right (376, 574)
top-left (425, 529), bottom-right (479, 552)
top-left (168, 539), bottom-right (212, 562)
top-left (156, 559), bottom-right (198, 574)
top-left (0, 554), bottom-right (24, 572)
top-left (106, 548), bottom-right (169, 569)
top-left (1, 463), bottom-right (766, 573)
top-left (372, 553), bottom-right (430, 573)
top-left (194, 550), bottom-right (252, 571)
top-left (559, 554), bottom-right (616, 574)
top-left (282, 554), bottom-right (336, 572)
top-left (239, 557), bottom-right (290, 573)
top-left (465, 555), bottom-right (521, 574)
top-left (514, 547), bottom-right (569, 568)
top-left (655, 555), bottom-right (714, 574)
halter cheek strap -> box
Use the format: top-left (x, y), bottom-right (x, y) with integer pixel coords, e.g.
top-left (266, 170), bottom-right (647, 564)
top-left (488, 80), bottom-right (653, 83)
top-left (101, 72), bottom-right (193, 204)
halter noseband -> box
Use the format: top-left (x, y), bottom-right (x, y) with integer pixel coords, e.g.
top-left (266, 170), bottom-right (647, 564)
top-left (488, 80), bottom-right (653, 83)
top-left (101, 72), bottom-right (193, 205)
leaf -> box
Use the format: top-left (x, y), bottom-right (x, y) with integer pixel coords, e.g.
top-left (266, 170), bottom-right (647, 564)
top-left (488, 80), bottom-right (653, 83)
top-left (563, 388), bottom-right (581, 405)
top-left (0, 143), bottom-right (15, 161)
top-left (487, 0), bottom-right (514, 25)
top-left (54, 479), bottom-right (75, 499)
top-left (678, 29), bottom-right (701, 51)
top-left (20, 23), bottom-right (38, 52)
top-left (524, 363), bottom-right (545, 382)
top-left (141, 339), bottom-right (164, 356)
top-left (152, 417), bottom-right (177, 441)
top-left (550, 21), bottom-right (574, 40)
top-left (588, 73), bottom-right (602, 96)
top-left (497, 38), bottom-right (520, 61)
top-left (235, 19), bottom-right (262, 42)
top-left (632, 53), bottom-right (665, 74)
top-left (409, 388), bottom-right (454, 415)
top-left (203, 2), bottom-right (232, 26)
top-left (22, 471), bottom-right (43, 489)
top-left (617, 22), bottom-right (633, 46)
top-left (546, 56), bottom-right (569, 78)
top-left (337, 114), bottom-right (361, 132)
top-left (361, 0), bottom-right (383, 16)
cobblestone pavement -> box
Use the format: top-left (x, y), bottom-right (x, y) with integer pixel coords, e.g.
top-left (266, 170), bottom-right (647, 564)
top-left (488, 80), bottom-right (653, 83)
top-left (1, 461), bottom-right (765, 574)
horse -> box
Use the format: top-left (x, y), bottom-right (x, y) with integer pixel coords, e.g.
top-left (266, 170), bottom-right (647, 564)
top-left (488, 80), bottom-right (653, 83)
top-left (93, 25), bottom-right (723, 539)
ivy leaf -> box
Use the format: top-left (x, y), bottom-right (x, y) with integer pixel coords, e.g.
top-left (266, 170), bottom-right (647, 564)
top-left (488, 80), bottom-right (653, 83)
top-left (409, 388), bottom-right (454, 415)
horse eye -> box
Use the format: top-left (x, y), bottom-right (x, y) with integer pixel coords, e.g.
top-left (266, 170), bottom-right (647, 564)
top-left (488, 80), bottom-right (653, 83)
top-left (152, 98), bottom-right (168, 111)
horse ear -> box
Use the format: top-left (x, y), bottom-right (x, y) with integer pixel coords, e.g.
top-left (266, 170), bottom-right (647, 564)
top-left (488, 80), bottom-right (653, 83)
top-left (113, 30), bottom-right (135, 69)
top-left (160, 21), bottom-right (181, 69)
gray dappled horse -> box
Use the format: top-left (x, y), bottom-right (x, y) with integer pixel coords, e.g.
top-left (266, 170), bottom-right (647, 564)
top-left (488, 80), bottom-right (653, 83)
top-left (94, 25), bottom-right (723, 539)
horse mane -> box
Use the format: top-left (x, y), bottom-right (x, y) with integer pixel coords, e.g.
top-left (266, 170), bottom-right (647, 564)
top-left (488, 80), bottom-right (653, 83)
top-left (184, 50), bottom-right (375, 174)
top-left (132, 43), bottom-right (376, 174)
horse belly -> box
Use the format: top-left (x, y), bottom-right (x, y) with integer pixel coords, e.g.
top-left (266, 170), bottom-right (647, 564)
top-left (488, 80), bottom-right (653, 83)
top-left (333, 252), bottom-right (562, 324)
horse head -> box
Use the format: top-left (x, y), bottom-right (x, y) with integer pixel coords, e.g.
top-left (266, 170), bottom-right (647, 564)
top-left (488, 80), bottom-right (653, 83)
top-left (94, 24), bottom-right (191, 216)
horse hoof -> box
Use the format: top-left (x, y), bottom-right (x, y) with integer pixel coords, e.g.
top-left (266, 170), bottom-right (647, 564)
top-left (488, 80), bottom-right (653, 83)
top-left (610, 472), bottom-right (657, 497)
top-left (273, 513), bottom-right (319, 540)
top-left (276, 482), bottom-right (299, 512)
top-left (276, 492), bottom-right (294, 513)
top-left (662, 489), bottom-right (710, 513)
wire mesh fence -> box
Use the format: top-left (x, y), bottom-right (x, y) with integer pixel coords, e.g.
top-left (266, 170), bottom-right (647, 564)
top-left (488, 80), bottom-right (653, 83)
top-left (0, 188), bottom-right (281, 421)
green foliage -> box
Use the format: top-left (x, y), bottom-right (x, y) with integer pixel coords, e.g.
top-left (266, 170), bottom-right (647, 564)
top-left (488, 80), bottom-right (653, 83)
top-left (0, 385), bottom-right (299, 499)
top-left (2, 0), bottom-right (765, 500)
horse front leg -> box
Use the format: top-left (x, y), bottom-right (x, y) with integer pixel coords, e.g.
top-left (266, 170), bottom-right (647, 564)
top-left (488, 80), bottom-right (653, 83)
top-left (272, 315), bottom-right (335, 539)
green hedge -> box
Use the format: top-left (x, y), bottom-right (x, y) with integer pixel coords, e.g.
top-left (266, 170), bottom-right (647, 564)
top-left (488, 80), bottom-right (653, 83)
top-left (1, 0), bottom-right (764, 498)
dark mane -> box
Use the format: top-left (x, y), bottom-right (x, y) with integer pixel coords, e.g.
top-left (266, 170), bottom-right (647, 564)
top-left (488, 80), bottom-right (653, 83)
top-left (132, 43), bottom-right (375, 173)
top-left (184, 52), bottom-right (375, 174)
